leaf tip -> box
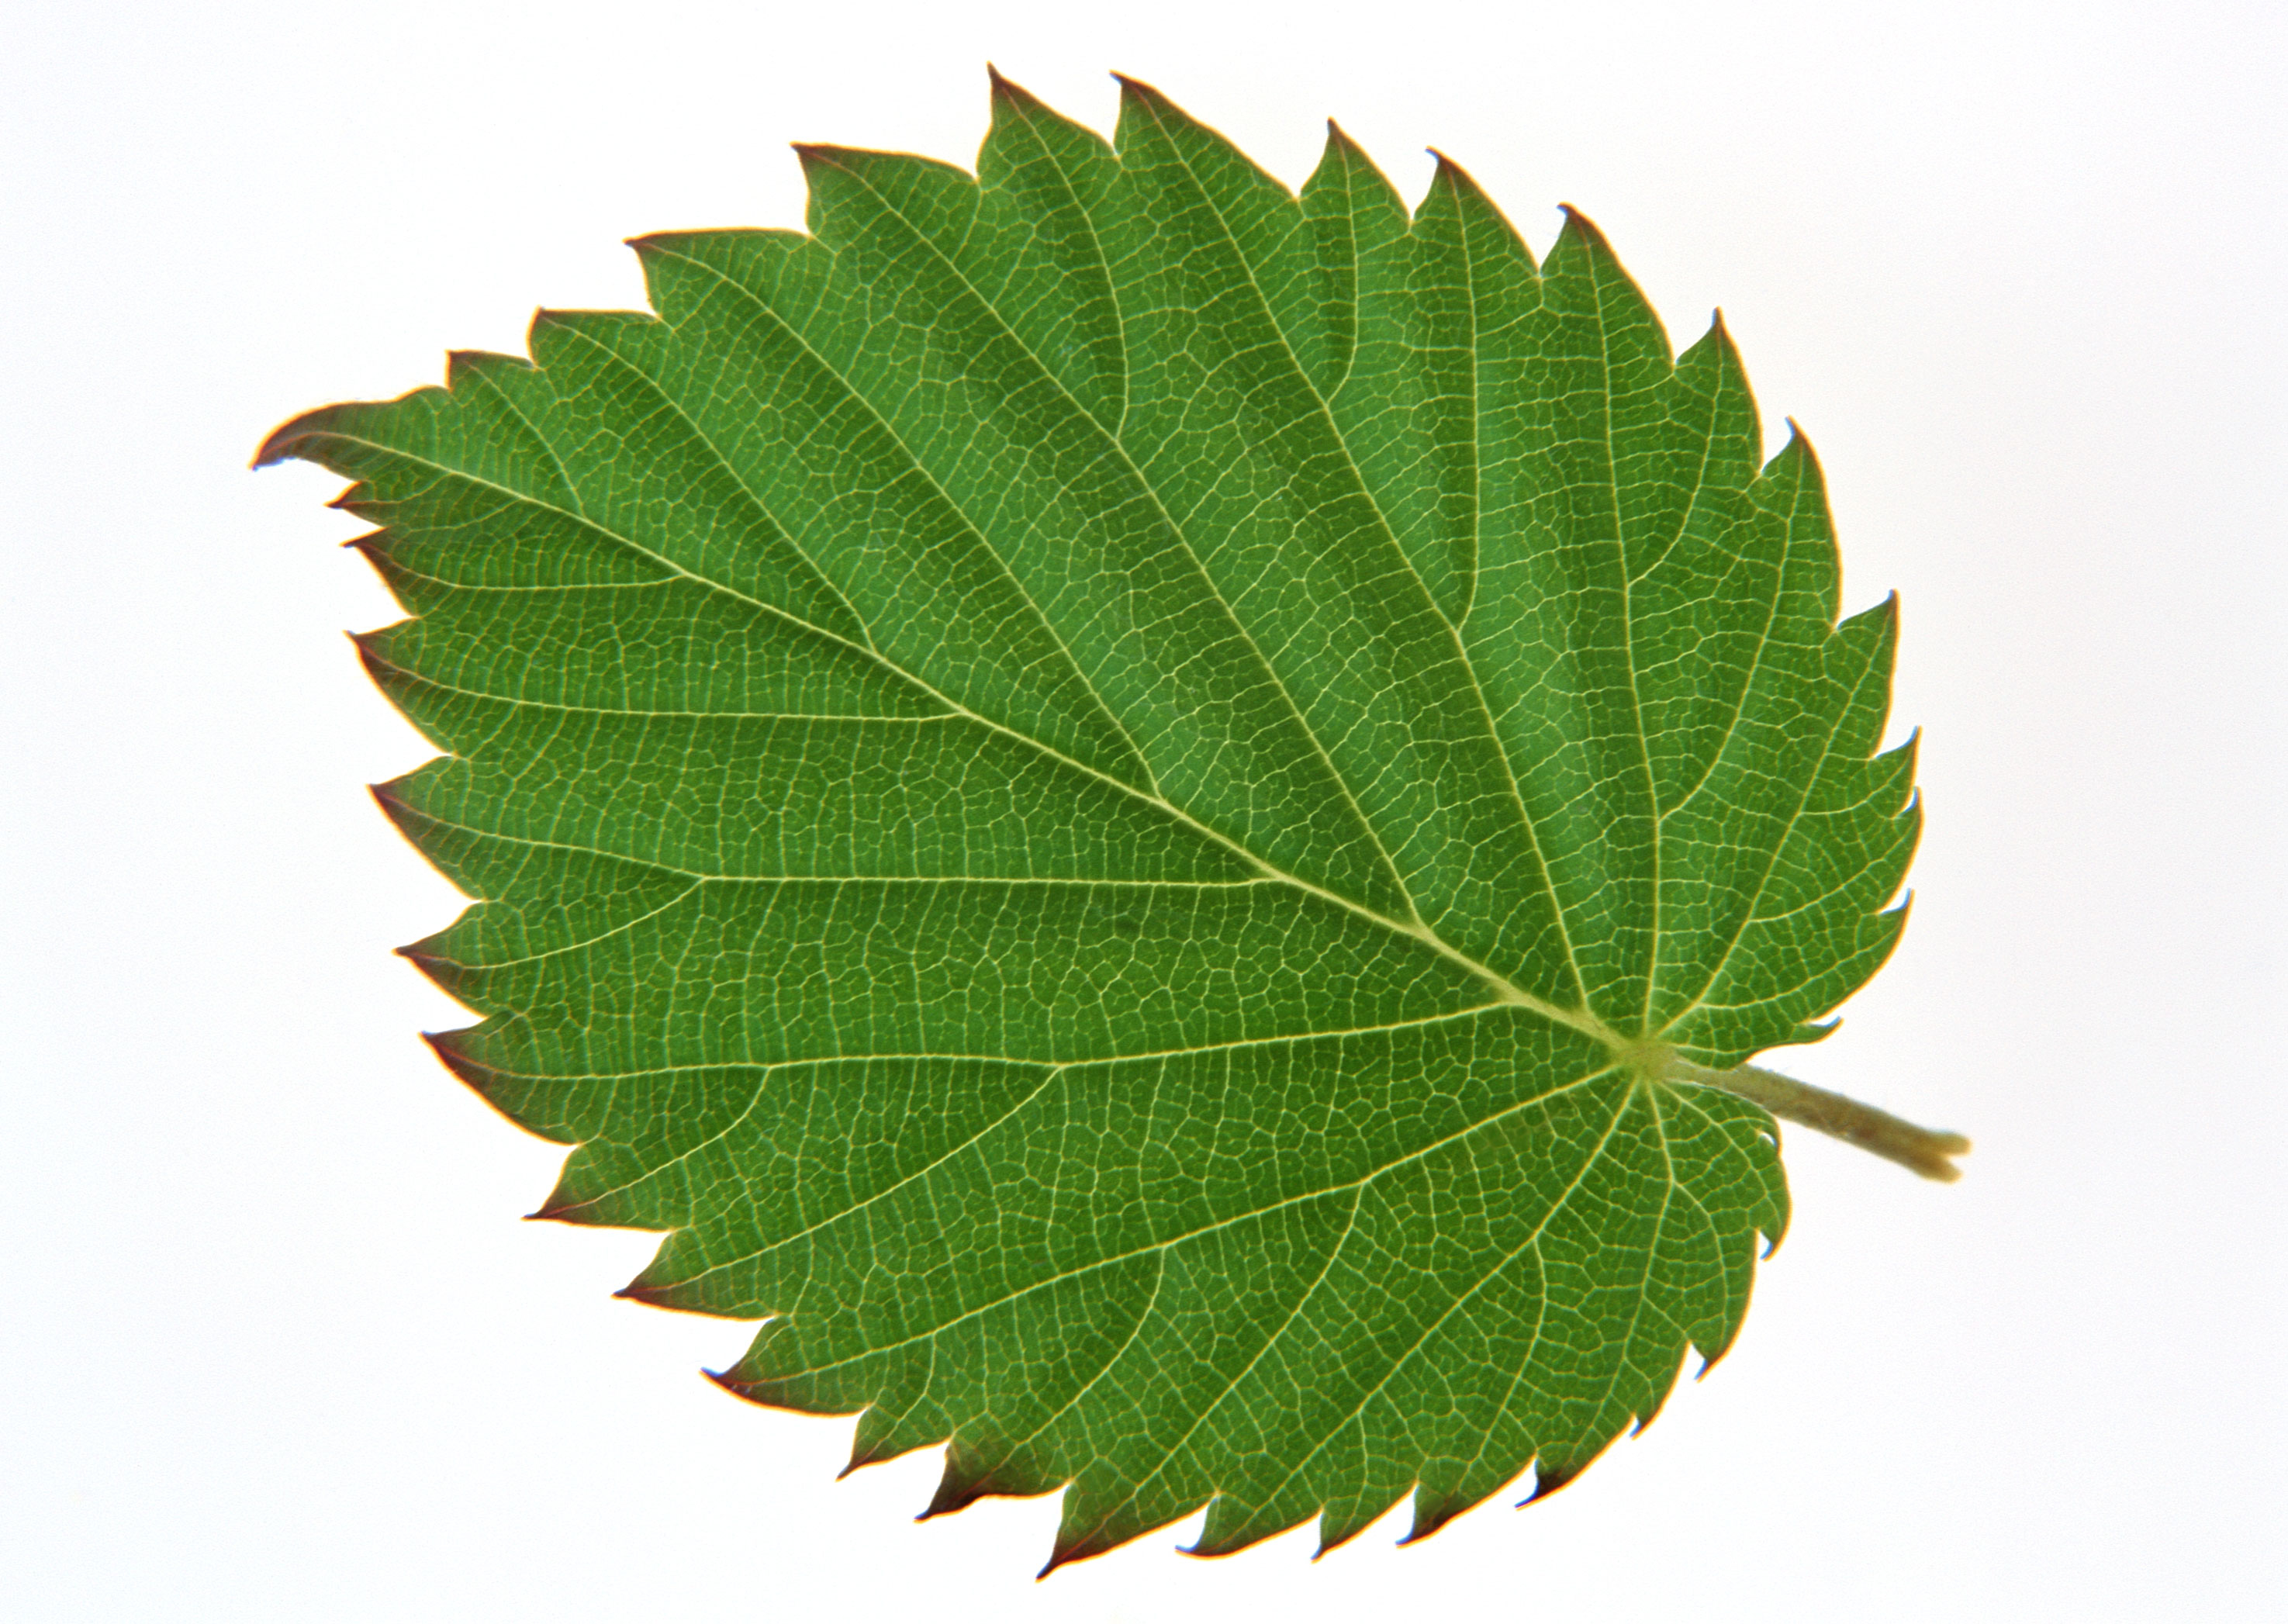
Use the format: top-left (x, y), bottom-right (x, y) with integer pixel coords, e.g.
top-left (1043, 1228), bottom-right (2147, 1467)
top-left (1035, 1536), bottom-right (1101, 1581)
top-left (1038, 1521), bottom-right (1115, 1579)
top-left (1519, 1453), bottom-right (1588, 1506)
top-left (1556, 202), bottom-right (1614, 253)
top-left (919, 1462), bottom-right (990, 1522)
top-left (1426, 146), bottom-right (1478, 189)
top-left (351, 637), bottom-right (406, 699)
top-left (526, 1182), bottom-right (588, 1222)
top-left (415, 1022), bottom-right (466, 1063)
top-left (365, 776), bottom-right (419, 835)
top-left (250, 413), bottom-right (316, 471)
top-left (1396, 1488), bottom-right (1471, 1549)
top-left (416, 1029), bottom-right (506, 1110)
top-left (1109, 70), bottom-right (1171, 109)
top-left (987, 64), bottom-right (1056, 131)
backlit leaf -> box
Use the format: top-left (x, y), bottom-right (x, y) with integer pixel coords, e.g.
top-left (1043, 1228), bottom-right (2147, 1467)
top-left (260, 71), bottom-right (1922, 1568)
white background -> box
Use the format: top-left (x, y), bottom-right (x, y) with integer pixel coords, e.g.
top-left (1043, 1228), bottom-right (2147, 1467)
top-left (5, 2), bottom-right (2283, 1618)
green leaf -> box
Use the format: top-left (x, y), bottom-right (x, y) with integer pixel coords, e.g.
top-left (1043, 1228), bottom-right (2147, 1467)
top-left (259, 71), bottom-right (1925, 1567)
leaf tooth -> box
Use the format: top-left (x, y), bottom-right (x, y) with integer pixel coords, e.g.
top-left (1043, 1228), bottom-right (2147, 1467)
top-left (1426, 147), bottom-right (1540, 282)
top-left (1042, 1488), bottom-right (1205, 1577)
top-left (1400, 1476), bottom-right (1500, 1548)
top-left (1304, 1491), bottom-right (1411, 1560)
top-left (1554, 199), bottom-right (1615, 255)
top-left (413, 1027), bottom-right (564, 1146)
top-left (984, 60), bottom-right (1039, 112)
top-left (921, 1439), bottom-right (1042, 1522)
top-left (248, 393), bottom-right (393, 471)
top-left (417, 1026), bottom-right (486, 1089)
top-left (392, 934), bottom-right (464, 986)
top-left (920, 1450), bottom-right (994, 1521)
top-left (613, 1277), bottom-right (679, 1311)
top-left (845, 1403), bottom-right (927, 1475)
top-left (1517, 1450), bottom-right (1588, 1504)
top-left (700, 1363), bottom-right (769, 1408)
top-left (1108, 69), bottom-right (1174, 118)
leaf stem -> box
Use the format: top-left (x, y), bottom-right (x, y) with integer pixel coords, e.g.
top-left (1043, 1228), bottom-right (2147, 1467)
top-left (1662, 1058), bottom-right (1971, 1182)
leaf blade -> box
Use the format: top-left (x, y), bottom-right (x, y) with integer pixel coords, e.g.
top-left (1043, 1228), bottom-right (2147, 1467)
top-left (267, 71), bottom-right (1910, 1566)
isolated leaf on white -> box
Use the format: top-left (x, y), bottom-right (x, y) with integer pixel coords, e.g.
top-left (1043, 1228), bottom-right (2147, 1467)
top-left (260, 71), bottom-right (1954, 1570)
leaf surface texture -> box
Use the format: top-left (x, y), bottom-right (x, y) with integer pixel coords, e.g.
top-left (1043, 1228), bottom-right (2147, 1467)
top-left (263, 73), bottom-right (1916, 1566)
